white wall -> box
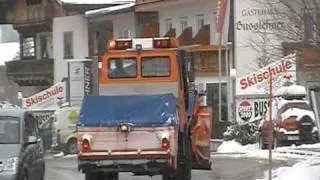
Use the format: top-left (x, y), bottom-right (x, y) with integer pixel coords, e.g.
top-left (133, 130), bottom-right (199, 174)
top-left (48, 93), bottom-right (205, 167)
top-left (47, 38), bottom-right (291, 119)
top-left (53, 15), bottom-right (89, 83)
top-left (234, 0), bottom-right (296, 95)
top-left (157, 1), bottom-right (229, 45)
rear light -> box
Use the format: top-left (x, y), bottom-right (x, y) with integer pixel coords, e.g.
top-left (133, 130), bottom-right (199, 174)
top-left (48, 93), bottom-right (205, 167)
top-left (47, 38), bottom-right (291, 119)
top-left (120, 124), bottom-right (129, 132)
top-left (82, 139), bottom-right (90, 151)
top-left (108, 40), bottom-right (132, 50)
top-left (281, 116), bottom-right (298, 131)
top-left (153, 38), bottom-right (177, 48)
top-left (161, 138), bottom-right (170, 149)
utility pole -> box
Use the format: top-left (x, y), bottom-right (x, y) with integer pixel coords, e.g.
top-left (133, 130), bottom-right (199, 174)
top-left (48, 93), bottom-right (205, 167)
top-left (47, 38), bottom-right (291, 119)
top-left (268, 74), bottom-right (273, 180)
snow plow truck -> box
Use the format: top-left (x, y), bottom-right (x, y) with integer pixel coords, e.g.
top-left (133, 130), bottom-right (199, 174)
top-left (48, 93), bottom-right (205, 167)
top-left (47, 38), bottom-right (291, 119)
top-left (76, 38), bottom-right (213, 180)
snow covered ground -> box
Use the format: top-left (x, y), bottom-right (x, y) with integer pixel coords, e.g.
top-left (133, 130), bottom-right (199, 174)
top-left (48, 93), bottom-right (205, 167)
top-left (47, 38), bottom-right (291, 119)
top-left (217, 141), bottom-right (320, 180)
top-left (258, 157), bottom-right (320, 180)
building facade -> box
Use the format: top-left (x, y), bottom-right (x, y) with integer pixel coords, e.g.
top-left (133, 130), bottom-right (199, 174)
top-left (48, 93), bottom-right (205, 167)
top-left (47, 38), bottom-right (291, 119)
top-left (233, 0), bottom-right (320, 122)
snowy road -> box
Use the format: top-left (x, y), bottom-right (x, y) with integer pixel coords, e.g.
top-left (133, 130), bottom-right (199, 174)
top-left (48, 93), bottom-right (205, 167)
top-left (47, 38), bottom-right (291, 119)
top-left (216, 141), bottom-right (320, 180)
top-left (44, 153), bottom-right (294, 180)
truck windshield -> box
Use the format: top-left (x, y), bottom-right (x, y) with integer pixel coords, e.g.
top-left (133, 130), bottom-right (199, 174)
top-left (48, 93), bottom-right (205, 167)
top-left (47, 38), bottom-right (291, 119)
top-left (0, 117), bottom-right (20, 144)
top-left (108, 58), bottom-right (137, 78)
top-left (141, 57), bottom-right (170, 77)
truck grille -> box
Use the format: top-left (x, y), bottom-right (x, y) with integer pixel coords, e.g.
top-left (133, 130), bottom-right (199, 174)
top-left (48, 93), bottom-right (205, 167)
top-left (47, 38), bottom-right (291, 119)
top-left (299, 116), bottom-right (314, 140)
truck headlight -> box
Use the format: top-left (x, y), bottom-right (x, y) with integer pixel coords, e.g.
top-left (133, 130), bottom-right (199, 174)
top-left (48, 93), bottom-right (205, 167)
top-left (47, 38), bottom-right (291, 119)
top-left (3, 157), bottom-right (18, 172)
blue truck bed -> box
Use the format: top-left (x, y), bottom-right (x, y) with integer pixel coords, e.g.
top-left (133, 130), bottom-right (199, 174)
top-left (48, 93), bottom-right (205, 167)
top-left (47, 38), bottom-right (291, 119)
top-left (78, 94), bottom-right (178, 127)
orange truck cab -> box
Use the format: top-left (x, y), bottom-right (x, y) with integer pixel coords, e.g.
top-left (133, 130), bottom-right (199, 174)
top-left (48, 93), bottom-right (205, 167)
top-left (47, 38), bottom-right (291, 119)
top-left (76, 38), bottom-right (212, 180)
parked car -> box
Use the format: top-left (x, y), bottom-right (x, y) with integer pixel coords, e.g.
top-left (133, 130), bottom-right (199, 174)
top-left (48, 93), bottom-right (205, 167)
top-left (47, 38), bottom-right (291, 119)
top-left (258, 85), bottom-right (319, 149)
top-left (0, 108), bottom-right (45, 180)
top-left (51, 106), bottom-right (80, 154)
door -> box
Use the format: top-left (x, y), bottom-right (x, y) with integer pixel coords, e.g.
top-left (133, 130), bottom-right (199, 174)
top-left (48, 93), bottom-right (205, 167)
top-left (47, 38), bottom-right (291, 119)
top-left (206, 83), bottom-right (228, 139)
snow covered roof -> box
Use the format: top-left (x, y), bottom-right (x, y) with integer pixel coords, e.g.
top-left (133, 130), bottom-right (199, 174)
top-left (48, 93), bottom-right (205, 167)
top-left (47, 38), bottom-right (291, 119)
top-left (0, 42), bottom-right (19, 65)
top-left (59, 0), bottom-right (135, 4)
top-left (85, 2), bottom-right (135, 17)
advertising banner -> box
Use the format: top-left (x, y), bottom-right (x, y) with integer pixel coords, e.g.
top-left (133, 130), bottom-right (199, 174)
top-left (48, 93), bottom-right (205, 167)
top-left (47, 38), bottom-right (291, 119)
top-left (68, 60), bottom-right (92, 107)
top-left (236, 53), bottom-right (296, 95)
top-left (23, 82), bottom-right (67, 109)
top-left (235, 53), bottom-right (296, 123)
top-left (236, 96), bottom-right (271, 123)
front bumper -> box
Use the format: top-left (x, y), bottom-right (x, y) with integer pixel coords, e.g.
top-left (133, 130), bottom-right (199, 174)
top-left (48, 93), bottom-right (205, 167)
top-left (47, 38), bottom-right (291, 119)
top-left (277, 130), bottom-right (318, 143)
top-left (0, 171), bottom-right (17, 180)
top-left (78, 151), bottom-right (172, 174)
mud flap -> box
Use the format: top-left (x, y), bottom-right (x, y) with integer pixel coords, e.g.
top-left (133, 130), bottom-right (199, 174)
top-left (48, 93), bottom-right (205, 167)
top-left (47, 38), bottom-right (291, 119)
top-left (190, 106), bottom-right (212, 170)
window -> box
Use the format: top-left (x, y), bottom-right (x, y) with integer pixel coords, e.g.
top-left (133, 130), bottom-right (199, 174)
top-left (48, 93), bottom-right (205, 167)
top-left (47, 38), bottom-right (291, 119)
top-left (303, 8), bottom-right (320, 43)
top-left (0, 116), bottom-right (20, 144)
top-left (39, 33), bottom-right (52, 59)
top-left (22, 37), bottom-right (35, 57)
top-left (119, 29), bottom-right (131, 38)
top-left (196, 14), bottom-right (205, 31)
top-left (165, 18), bottom-right (173, 32)
top-left (142, 57), bottom-right (170, 77)
top-left (180, 17), bottom-right (188, 31)
top-left (63, 31), bottom-right (73, 58)
top-left (108, 58), bottom-right (137, 79)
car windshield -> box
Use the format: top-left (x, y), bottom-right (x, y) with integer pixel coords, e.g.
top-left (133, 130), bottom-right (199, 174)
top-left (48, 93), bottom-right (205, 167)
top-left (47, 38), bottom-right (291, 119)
top-left (108, 58), bottom-right (137, 79)
top-left (0, 116), bottom-right (20, 144)
top-left (141, 57), bottom-right (170, 77)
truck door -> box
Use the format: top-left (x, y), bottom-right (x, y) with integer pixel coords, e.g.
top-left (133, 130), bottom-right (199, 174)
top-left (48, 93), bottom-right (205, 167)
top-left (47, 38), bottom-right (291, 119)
top-left (178, 50), bottom-right (212, 169)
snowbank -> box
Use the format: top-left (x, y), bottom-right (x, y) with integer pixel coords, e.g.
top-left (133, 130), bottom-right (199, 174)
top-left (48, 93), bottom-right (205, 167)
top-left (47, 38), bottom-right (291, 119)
top-left (217, 140), bottom-right (259, 153)
top-left (216, 141), bottom-right (316, 161)
top-left (258, 157), bottom-right (320, 180)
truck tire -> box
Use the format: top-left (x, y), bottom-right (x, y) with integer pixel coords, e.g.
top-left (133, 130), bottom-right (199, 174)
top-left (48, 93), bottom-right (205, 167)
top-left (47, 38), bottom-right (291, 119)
top-left (85, 173), bottom-right (95, 180)
top-left (66, 138), bottom-right (78, 154)
top-left (105, 172), bottom-right (119, 180)
top-left (162, 173), bottom-right (175, 180)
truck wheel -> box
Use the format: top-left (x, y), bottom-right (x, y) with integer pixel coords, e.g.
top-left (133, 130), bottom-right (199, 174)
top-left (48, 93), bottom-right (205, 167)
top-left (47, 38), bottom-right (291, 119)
top-left (104, 172), bottom-right (119, 180)
top-left (67, 138), bottom-right (78, 154)
top-left (162, 172), bottom-right (175, 180)
top-left (177, 165), bottom-right (191, 180)
top-left (85, 173), bottom-right (96, 180)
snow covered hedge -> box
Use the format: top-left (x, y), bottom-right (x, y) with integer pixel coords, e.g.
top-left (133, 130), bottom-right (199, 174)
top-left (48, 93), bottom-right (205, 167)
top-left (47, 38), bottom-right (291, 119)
top-left (223, 121), bottom-right (259, 145)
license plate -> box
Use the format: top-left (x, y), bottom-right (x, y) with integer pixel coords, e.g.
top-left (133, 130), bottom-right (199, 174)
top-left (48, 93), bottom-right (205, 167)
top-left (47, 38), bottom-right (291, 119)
top-left (288, 136), bottom-right (300, 141)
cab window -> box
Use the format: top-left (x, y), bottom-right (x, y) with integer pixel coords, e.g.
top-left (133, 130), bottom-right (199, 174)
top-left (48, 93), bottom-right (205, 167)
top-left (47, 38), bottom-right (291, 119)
top-left (141, 57), bottom-right (170, 77)
top-left (108, 58), bottom-right (137, 79)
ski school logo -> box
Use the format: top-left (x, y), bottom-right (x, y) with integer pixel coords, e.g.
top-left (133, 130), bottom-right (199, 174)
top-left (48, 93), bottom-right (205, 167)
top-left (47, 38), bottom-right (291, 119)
top-left (238, 100), bottom-right (253, 121)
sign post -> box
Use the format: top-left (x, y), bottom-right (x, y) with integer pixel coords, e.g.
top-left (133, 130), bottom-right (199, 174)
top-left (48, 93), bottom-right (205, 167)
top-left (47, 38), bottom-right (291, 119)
top-left (268, 73), bottom-right (273, 180)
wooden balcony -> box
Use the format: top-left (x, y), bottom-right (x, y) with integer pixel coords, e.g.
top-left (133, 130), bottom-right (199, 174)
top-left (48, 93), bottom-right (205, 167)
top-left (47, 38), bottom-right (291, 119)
top-left (193, 24), bottom-right (210, 45)
top-left (164, 28), bottom-right (176, 37)
top-left (5, 58), bottom-right (53, 86)
top-left (178, 27), bottom-right (193, 46)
